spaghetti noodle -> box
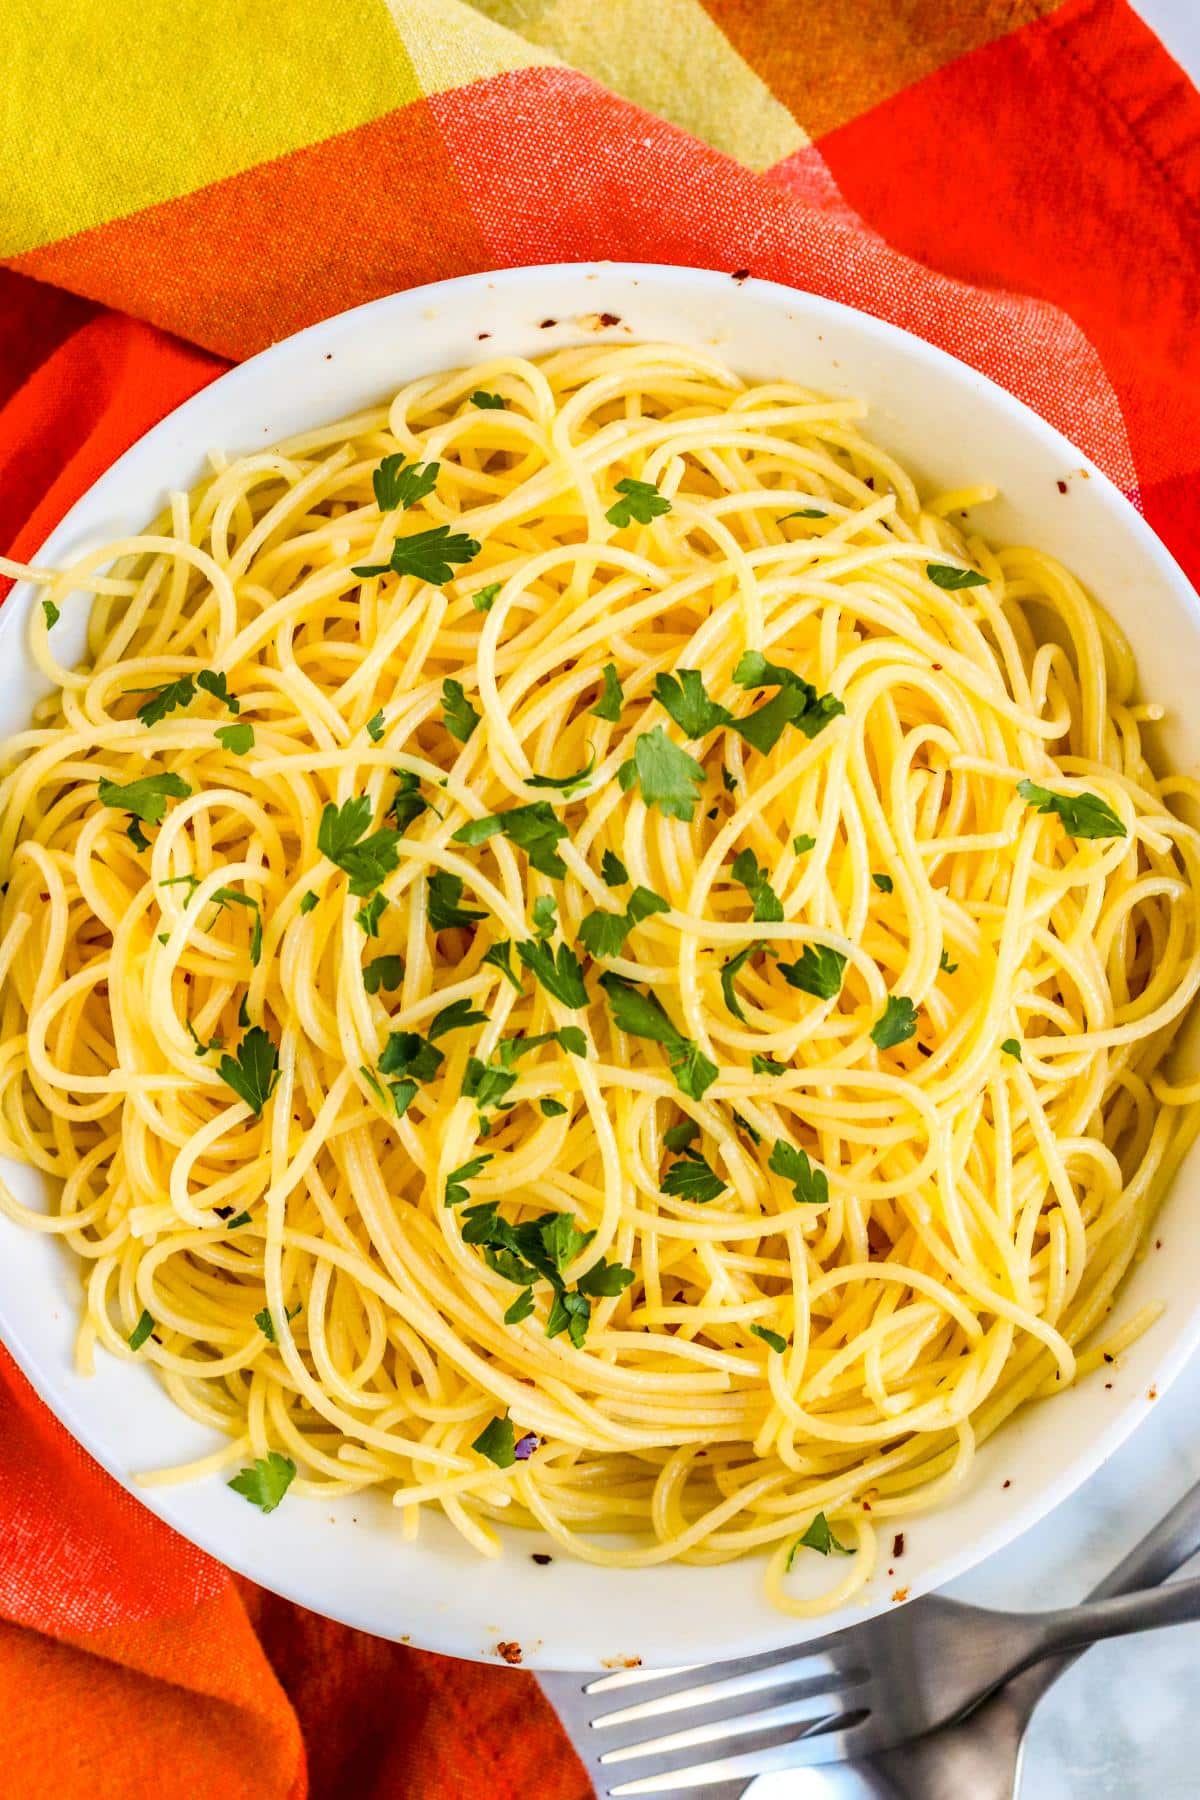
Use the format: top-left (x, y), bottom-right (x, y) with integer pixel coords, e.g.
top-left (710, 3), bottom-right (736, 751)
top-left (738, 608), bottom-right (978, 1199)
top-left (1, 342), bottom-right (1198, 1612)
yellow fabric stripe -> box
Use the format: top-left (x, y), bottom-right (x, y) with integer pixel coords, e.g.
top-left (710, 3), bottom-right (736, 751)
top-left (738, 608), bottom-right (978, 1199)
top-left (385, 0), bottom-right (558, 96)
top-left (467, 0), bottom-right (805, 170)
top-left (1, 0), bottom-right (422, 257)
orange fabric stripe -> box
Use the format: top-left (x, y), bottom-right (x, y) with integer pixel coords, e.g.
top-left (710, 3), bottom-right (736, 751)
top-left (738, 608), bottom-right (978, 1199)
top-left (13, 100), bottom-right (489, 362)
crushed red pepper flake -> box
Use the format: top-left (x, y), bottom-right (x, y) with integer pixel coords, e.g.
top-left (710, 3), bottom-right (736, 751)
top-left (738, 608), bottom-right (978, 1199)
top-left (891, 1587), bottom-right (909, 1603)
top-left (598, 312), bottom-right (621, 327)
top-left (496, 1641), bottom-right (523, 1665)
top-left (892, 1532), bottom-right (905, 1558)
top-left (1057, 479), bottom-right (1068, 494)
top-left (1002, 1479), bottom-right (1011, 1489)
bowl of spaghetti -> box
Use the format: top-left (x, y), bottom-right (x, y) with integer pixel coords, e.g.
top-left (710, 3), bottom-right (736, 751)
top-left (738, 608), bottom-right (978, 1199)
top-left (1, 263), bottom-right (1199, 1669)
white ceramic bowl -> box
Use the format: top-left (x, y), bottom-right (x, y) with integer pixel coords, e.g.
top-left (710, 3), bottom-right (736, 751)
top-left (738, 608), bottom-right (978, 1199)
top-left (3, 263), bottom-right (1200, 1671)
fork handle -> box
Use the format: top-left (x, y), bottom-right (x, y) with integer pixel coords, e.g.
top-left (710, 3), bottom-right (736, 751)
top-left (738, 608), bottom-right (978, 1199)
top-left (1020, 1570), bottom-right (1200, 1668)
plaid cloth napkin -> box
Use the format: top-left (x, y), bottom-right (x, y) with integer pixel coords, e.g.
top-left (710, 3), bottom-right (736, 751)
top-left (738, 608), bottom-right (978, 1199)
top-left (1, 1), bottom-right (1197, 1794)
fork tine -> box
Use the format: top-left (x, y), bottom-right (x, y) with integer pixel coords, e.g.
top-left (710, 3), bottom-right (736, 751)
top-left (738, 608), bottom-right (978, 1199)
top-left (590, 1652), bottom-right (866, 1735)
top-left (599, 1682), bottom-right (870, 1764)
top-left (604, 1711), bottom-right (867, 1795)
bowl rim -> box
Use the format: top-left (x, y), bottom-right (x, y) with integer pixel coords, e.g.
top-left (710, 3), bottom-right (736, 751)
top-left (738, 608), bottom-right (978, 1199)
top-left (3, 258), bottom-right (1199, 1668)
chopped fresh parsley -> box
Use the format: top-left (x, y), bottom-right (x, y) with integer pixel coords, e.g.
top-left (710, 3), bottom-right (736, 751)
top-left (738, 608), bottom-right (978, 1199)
top-left (517, 938), bottom-right (589, 1009)
top-left (463, 1056), bottom-right (519, 1115)
top-left (872, 872), bottom-right (894, 894)
top-left (473, 1415), bottom-right (518, 1467)
top-left (1001, 1037), bottom-right (1022, 1061)
top-left (209, 887), bottom-right (262, 965)
top-left (786, 1512), bottom-right (854, 1567)
top-left (531, 895), bottom-right (557, 939)
top-left (228, 1451), bottom-right (295, 1513)
top-left (504, 1288), bottom-right (535, 1324)
top-left (618, 728), bottom-right (706, 822)
top-left (660, 1149), bottom-right (726, 1204)
top-left (216, 722), bottom-right (254, 754)
top-left (430, 996), bottom-right (489, 1039)
top-left (926, 562), bottom-right (987, 590)
top-left (132, 673), bottom-right (199, 728)
top-left (255, 1301), bottom-right (301, 1344)
top-left (380, 1030), bottom-right (443, 1086)
top-left (373, 454), bottom-right (439, 513)
top-left (539, 1097), bottom-right (568, 1118)
top-left (731, 652), bottom-right (845, 754)
top-left (769, 1139), bottom-right (829, 1205)
top-left (591, 663), bottom-right (624, 722)
top-left (440, 678), bottom-right (481, 743)
top-left (453, 801), bottom-right (568, 879)
top-left (721, 764), bottom-right (738, 793)
top-left (317, 797), bottom-right (401, 896)
top-left (940, 949), bottom-right (958, 974)
top-left (575, 1257), bottom-right (636, 1299)
top-left (98, 772), bottom-right (191, 837)
top-left (720, 943), bottom-right (760, 1022)
top-left (779, 508), bottom-right (827, 521)
top-left (792, 833), bottom-right (816, 855)
top-left (472, 580), bottom-right (502, 613)
top-left (577, 884), bottom-right (669, 958)
top-left (385, 770), bottom-right (428, 834)
top-left (750, 1324), bottom-right (787, 1353)
top-left (1016, 778), bottom-right (1126, 840)
top-left (752, 1053), bottom-right (789, 1077)
top-left (653, 669), bottom-right (732, 739)
top-left (871, 995), bottom-right (919, 1050)
top-left (599, 972), bottom-right (717, 1100)
top-left (363, 953), bottom-right (405, 995)
top-left (197, 670), bottom-right (239, 714)
top-left (356, 891), bottom-right (388, 936)
top-left (185, 1018), bottom-right (222, 1057)
top-left (217, 1026), bottom-right (280, 1115)
top-left (226, 1210), bottom-right (252, 1230)
top-left (731, 848), bottom-right (784, 923)
top-left (42, 599), bottom-right (60, 628)
top-left (427, 871), bottom-right (484, 932)
top-left (663, 1119), bottom-right (700, 1152)
top-left (606, 476), bottom-right (671, 529)
top-left (445, 1154), bottom-right (493, 1208)
top-left (482, 939), bottom-right (522, 992)
top-left (353, 525), bottom-right (480, 585)
top-left (128, 1309), bottom-right (155, 1351)
top-left (366, 710), bottom-right (386, 743)
top-left (471, 390), bottom-right (506, 410)
top-left (528, 751), bottom-right (596, 798)
top-left (601, 849), bottom-right (629, 887)
top-left (778, 943), bottom-right (846, 1002)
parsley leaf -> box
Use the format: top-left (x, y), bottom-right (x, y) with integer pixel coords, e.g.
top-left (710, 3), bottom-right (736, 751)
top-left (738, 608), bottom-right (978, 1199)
top-left (185, 1018), bottom-right (221, 1057)
top-left (576, 1257), bottom-right (636, 1298)
top-left (577, 884), bottom-right (669, 958)
top-left (620, 728), bottom-right (706, 822)
top-left (660, 1150), bottom-right (726, 1204)
top-left (601, 849), bottom-right (629, 887)
top-left (653, 669), bottom-right (732, 739)
top-left (430, 997), bottom-right (488, 1039)
top-left (541, 1212), bottom-right (595, 1272)
top-left (445, 1154), bottom-right (493, 1208)
top-left (471, 391), bottom-right (506, 410)
top-left (752, 1053), bottom-right (789, 1077)
top-left (353, 526), bottom-right (480, 585)
top-left (373, 455), bottom-right (439, 512)
top-left (441, 678), bottom-right (481, 743)
top-left (750, 1324), bottom-right (787, 1353)
top-left (388, 770), bottom-right (431, 833)
top-left (229, 1451), bottom-right (296, 1513)
top-left (926, 562), bottom-right (987, 590)
top-left (663, 1119), bottom-right (700, 1152)
top-left (356, 891), bottom-right (388, 936)
top-left (1016, 778), bottom-right (1126, 840)
top-left (133, 674), bottom-right (197, 727)
top-left (317, 798), bottom-right (401, 898)
top-left (217, 1026), bottom-right (280, 1115)
top-left (42, 599), bottom-right (60, 628)
top-left (731, 848), bottom-right (784, 923)
top-left (871, 995), bottom-right (919, 1050)
top-left (591, 663), bottom-right (624, 722)
top-left (427, 871), bottom-right (485, 932)
top-left (482, 939), bottom-right (522, 992)
top-left (769, 1139), bottom-right (829, 1205)
top-left (196, 670), bottom-right (239, 714)
top-left (98, 772), bottom-right (191, 828)
top-left (793, 833), bottom-right (816, 855)
top-left (720, 943), bottom-right (759, 1022)
top-left (731, 652), bottom-right (845, 753)
top-left (453, 802), bottom-right (568, 880)
top-left (779, 508), bottom-right (827, 521)
top-left (363, 953), bottom-right (405, 995)
top-left (606, 476), bottom-right (671, 528)
top-left (366, 710), bottom-right (386, 743)
top-left (255, 1301), bottom-right (301, 1345)
top-left (472, 581), bottom-right (501, 613)
top-left (517, 938), bottom-right (589, 1009)
top-left (599, 973), bottom-right (716, 1101)
top-left (216, 722), bottom-right (254, 755)
top-left (504, 1288), bottom-right (535, 1324)
top-left (787, 1512), bottom-right (854, 1566)
top-left (940, 949), bottom-right (958, 974)
top-left (778, 943), bottom-right (846, 1001)
top-left (1001, 1037), bottom-right (1022, 1061)
top-left (532, 895), bottom-right (557, 939)
top-left (463, 1056), bottom-right (519, 1114)
top-left (872, 871), bottom-right (894, 894)
top-left (546, 1288), bottom-right (592, 1347)
top-left (528, 751), bottom-right (596, 798)
top-left (128, 1310), bottom-right (155, 1351)
top-left (539, 1098), bottom-right (568, 1118)
top-left (380, 1030), bottom-right (443, 1085)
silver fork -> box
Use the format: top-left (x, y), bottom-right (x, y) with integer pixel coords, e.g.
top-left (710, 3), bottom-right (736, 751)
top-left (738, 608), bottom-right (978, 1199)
top-left (540, 1476), bottom-right (1200, 1797)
